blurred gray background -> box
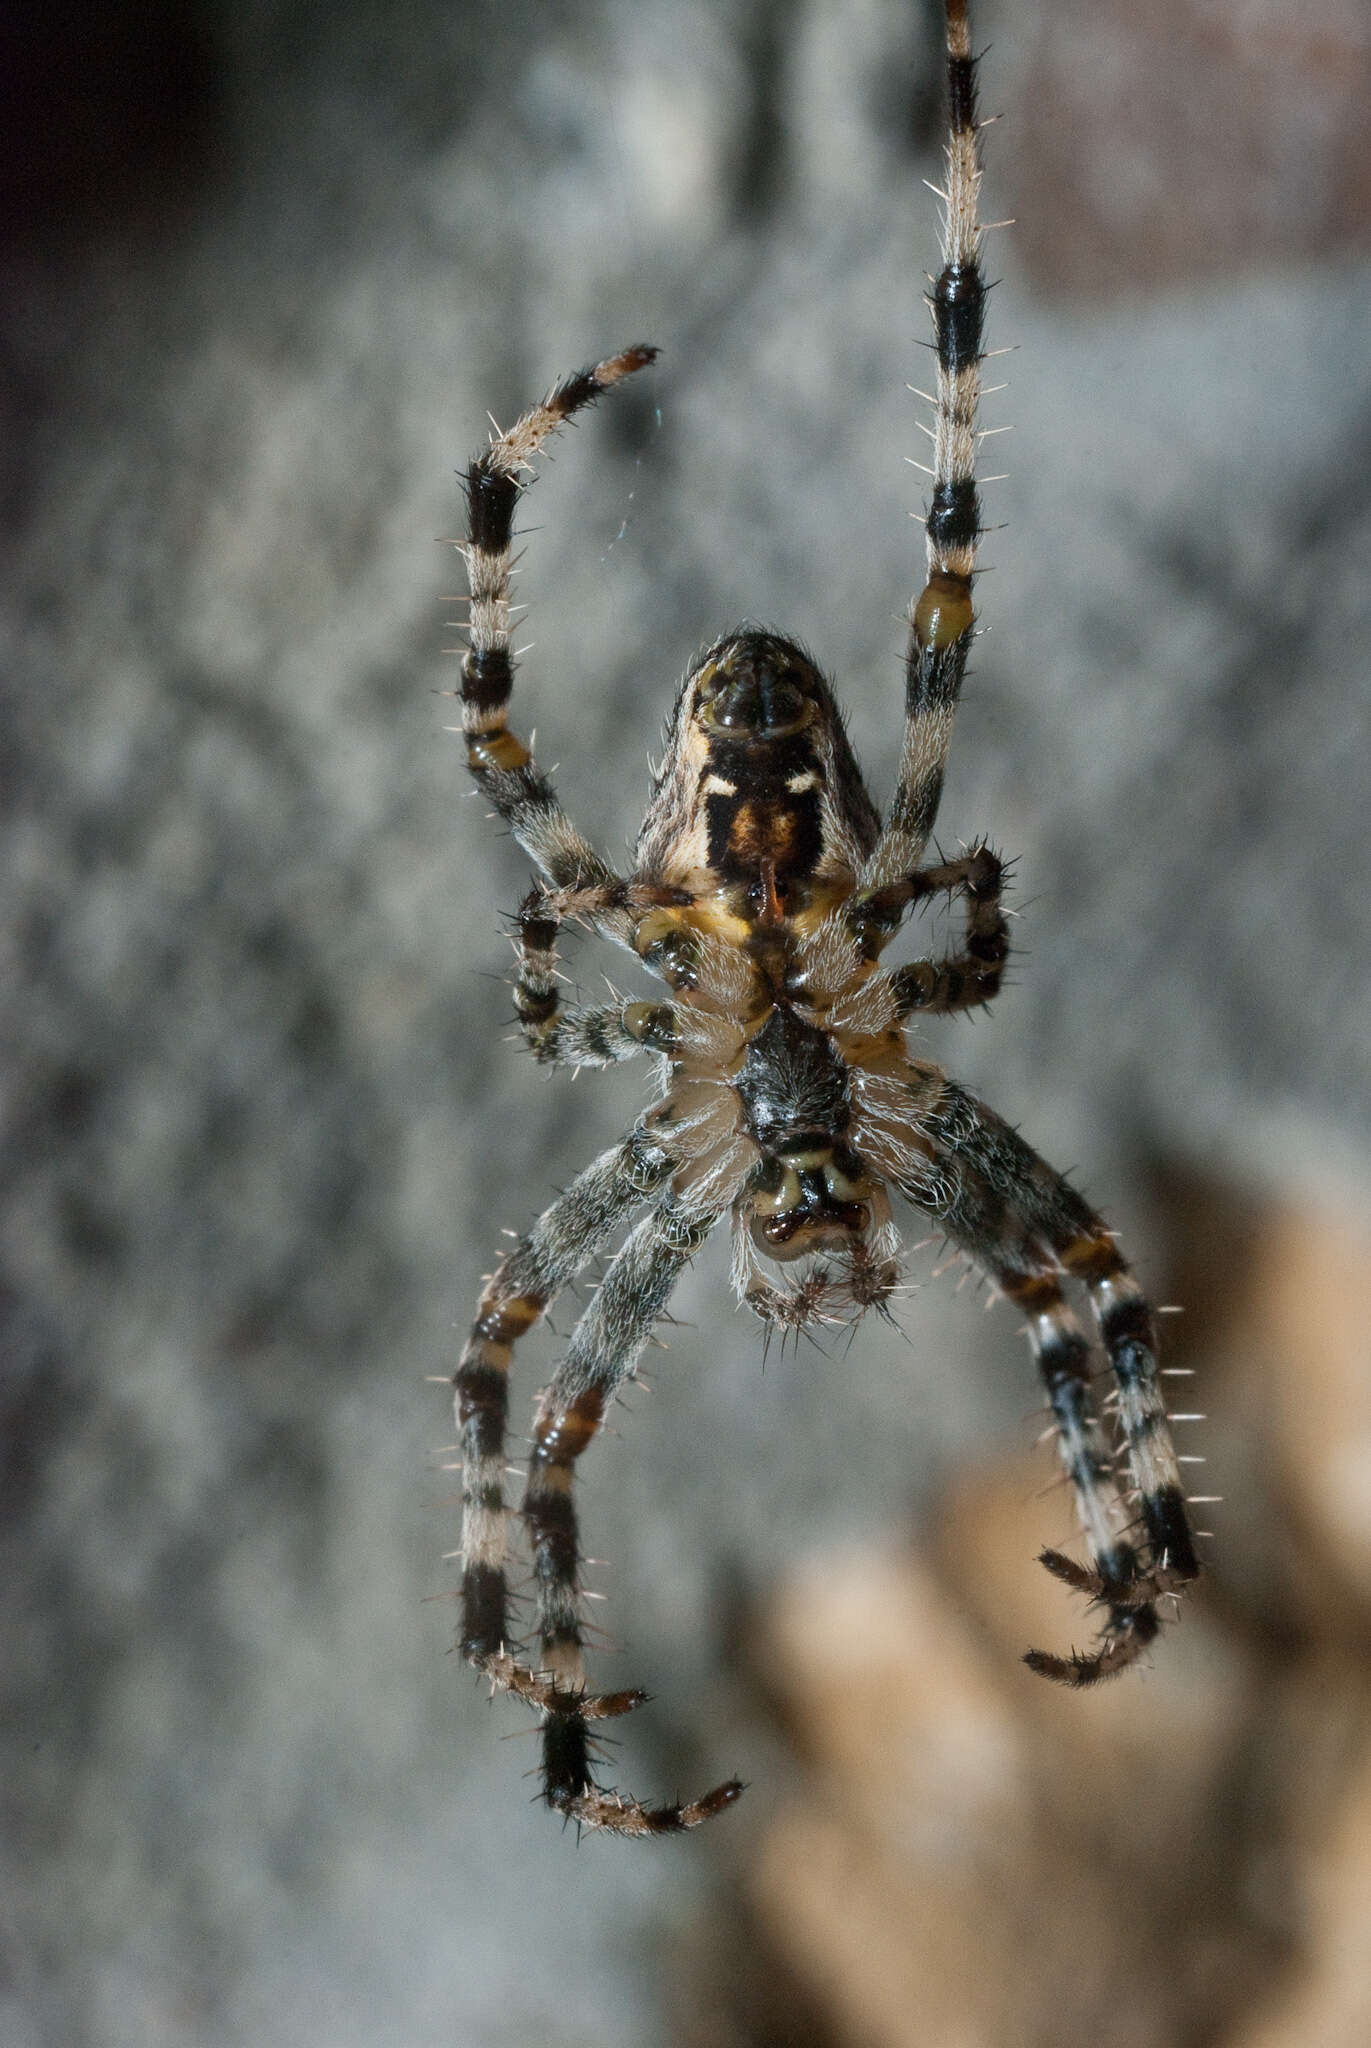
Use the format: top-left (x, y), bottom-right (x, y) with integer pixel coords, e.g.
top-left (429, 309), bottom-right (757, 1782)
top-left (3, 0), bottom-right (1369, 2042)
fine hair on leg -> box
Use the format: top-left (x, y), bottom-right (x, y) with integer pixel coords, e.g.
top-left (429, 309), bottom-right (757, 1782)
top-left (522, 1188), bottom-right (748, 1835)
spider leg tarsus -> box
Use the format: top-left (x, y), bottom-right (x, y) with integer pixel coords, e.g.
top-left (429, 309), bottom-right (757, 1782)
top-left (474, 1651), bottom-right (651, 1721)
top-left (1034, 1546), bottom-right (1156, 1612)
top-left (550, 1774), bottom-right (746, 1838)
top-left (1022, 1631), bottom-right (1149, 1689)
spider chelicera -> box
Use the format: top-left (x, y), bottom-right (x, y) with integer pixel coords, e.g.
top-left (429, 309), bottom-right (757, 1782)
top-left (448, 0), bottom-right (1200, 1837)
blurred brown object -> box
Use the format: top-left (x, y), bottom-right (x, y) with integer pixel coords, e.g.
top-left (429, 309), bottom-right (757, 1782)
top-left (1011, 0), bottom-right (1371, 294)
top-left (1225, 1736), bottom-right (1371, 2046)
top-left (717, 1169), bottom-right (1371, 2047)
top-left (1248, 1199), bottom-right (1371, 1610)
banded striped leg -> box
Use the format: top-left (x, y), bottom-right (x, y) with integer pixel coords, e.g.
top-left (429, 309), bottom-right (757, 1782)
top-left (456, 345), bottom-right (658, 901)
top-left (847, 844), bottom-right (1008, 1012)
top-left (522, 1194), bottom-right (744, 1835)
top-left (930, 1086), bottom-right (1200, 1592)
top-left (455, 1123), bottom-right (674, 1714)
top-left (864, 0), bottom-right (987, 896)
top-left (919, 1083), bottom-right (1199, 1678)
top-left (513, 889), bottom-right (683, 1067)
top-left (897, 1139), bottom-right (1157, 1682)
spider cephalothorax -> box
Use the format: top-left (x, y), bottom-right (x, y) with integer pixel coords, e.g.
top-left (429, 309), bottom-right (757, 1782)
top-left (447, 0), bottom-right (1200, 1839)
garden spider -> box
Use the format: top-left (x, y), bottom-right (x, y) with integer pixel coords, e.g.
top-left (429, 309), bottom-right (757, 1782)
top-left (449, 0), bottom-right (1199, 1837)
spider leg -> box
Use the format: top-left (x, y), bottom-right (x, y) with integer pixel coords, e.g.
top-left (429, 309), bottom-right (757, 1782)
top-left (926, 1084), bottom-right (1200, 1596)
top-left (522, 999), bottom-right (681, 1070)
top-left (894, 1141), bottom-right (1155, 1681)
top-left (845, 843), bottom-right (1008, 1017)
top-left (890, 846), bottom-right (1007, 1014)
top-left (455, 1121), bottom-right (673, 1714)
top-left (512, 888), bottom-right (684, 1067)
top-left (523, 1191), bottom-right (745, 1836)
top-left (863, 0), bottom-right (987, 894)
top-left (457, 345), bottom-right (657, 904)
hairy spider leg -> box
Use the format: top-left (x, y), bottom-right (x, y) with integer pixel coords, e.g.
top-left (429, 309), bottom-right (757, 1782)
top-left (894, 1126), bottom-right (1159, 1681)
top-left (846, 842), bottom-right (1008, 1010)
top-left (523, 1191), bottom-right (745, 1834)
top-left (917, 1080), bottom-right (1200, 1678)
top-left (457, 346), bottom-right (658, 902)
top-left (936, 1090), bottom-right (1200, 1584)
top-left (512, 887), bottom-right (687, 1068)
top-left (863, 0), bottom-right (986, 895)
top-left (455, 1123), bottom-right (674, 1712)
top-left (887, 846), bottom-right (1009, 1012)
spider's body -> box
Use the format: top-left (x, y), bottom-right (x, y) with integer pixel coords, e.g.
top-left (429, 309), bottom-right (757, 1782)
top-left (449, 0), bottom-right (1199, 1838)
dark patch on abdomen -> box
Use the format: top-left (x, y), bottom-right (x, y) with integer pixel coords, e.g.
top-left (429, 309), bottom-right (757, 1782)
top-left (704, 737), bottom-right (824, 888)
